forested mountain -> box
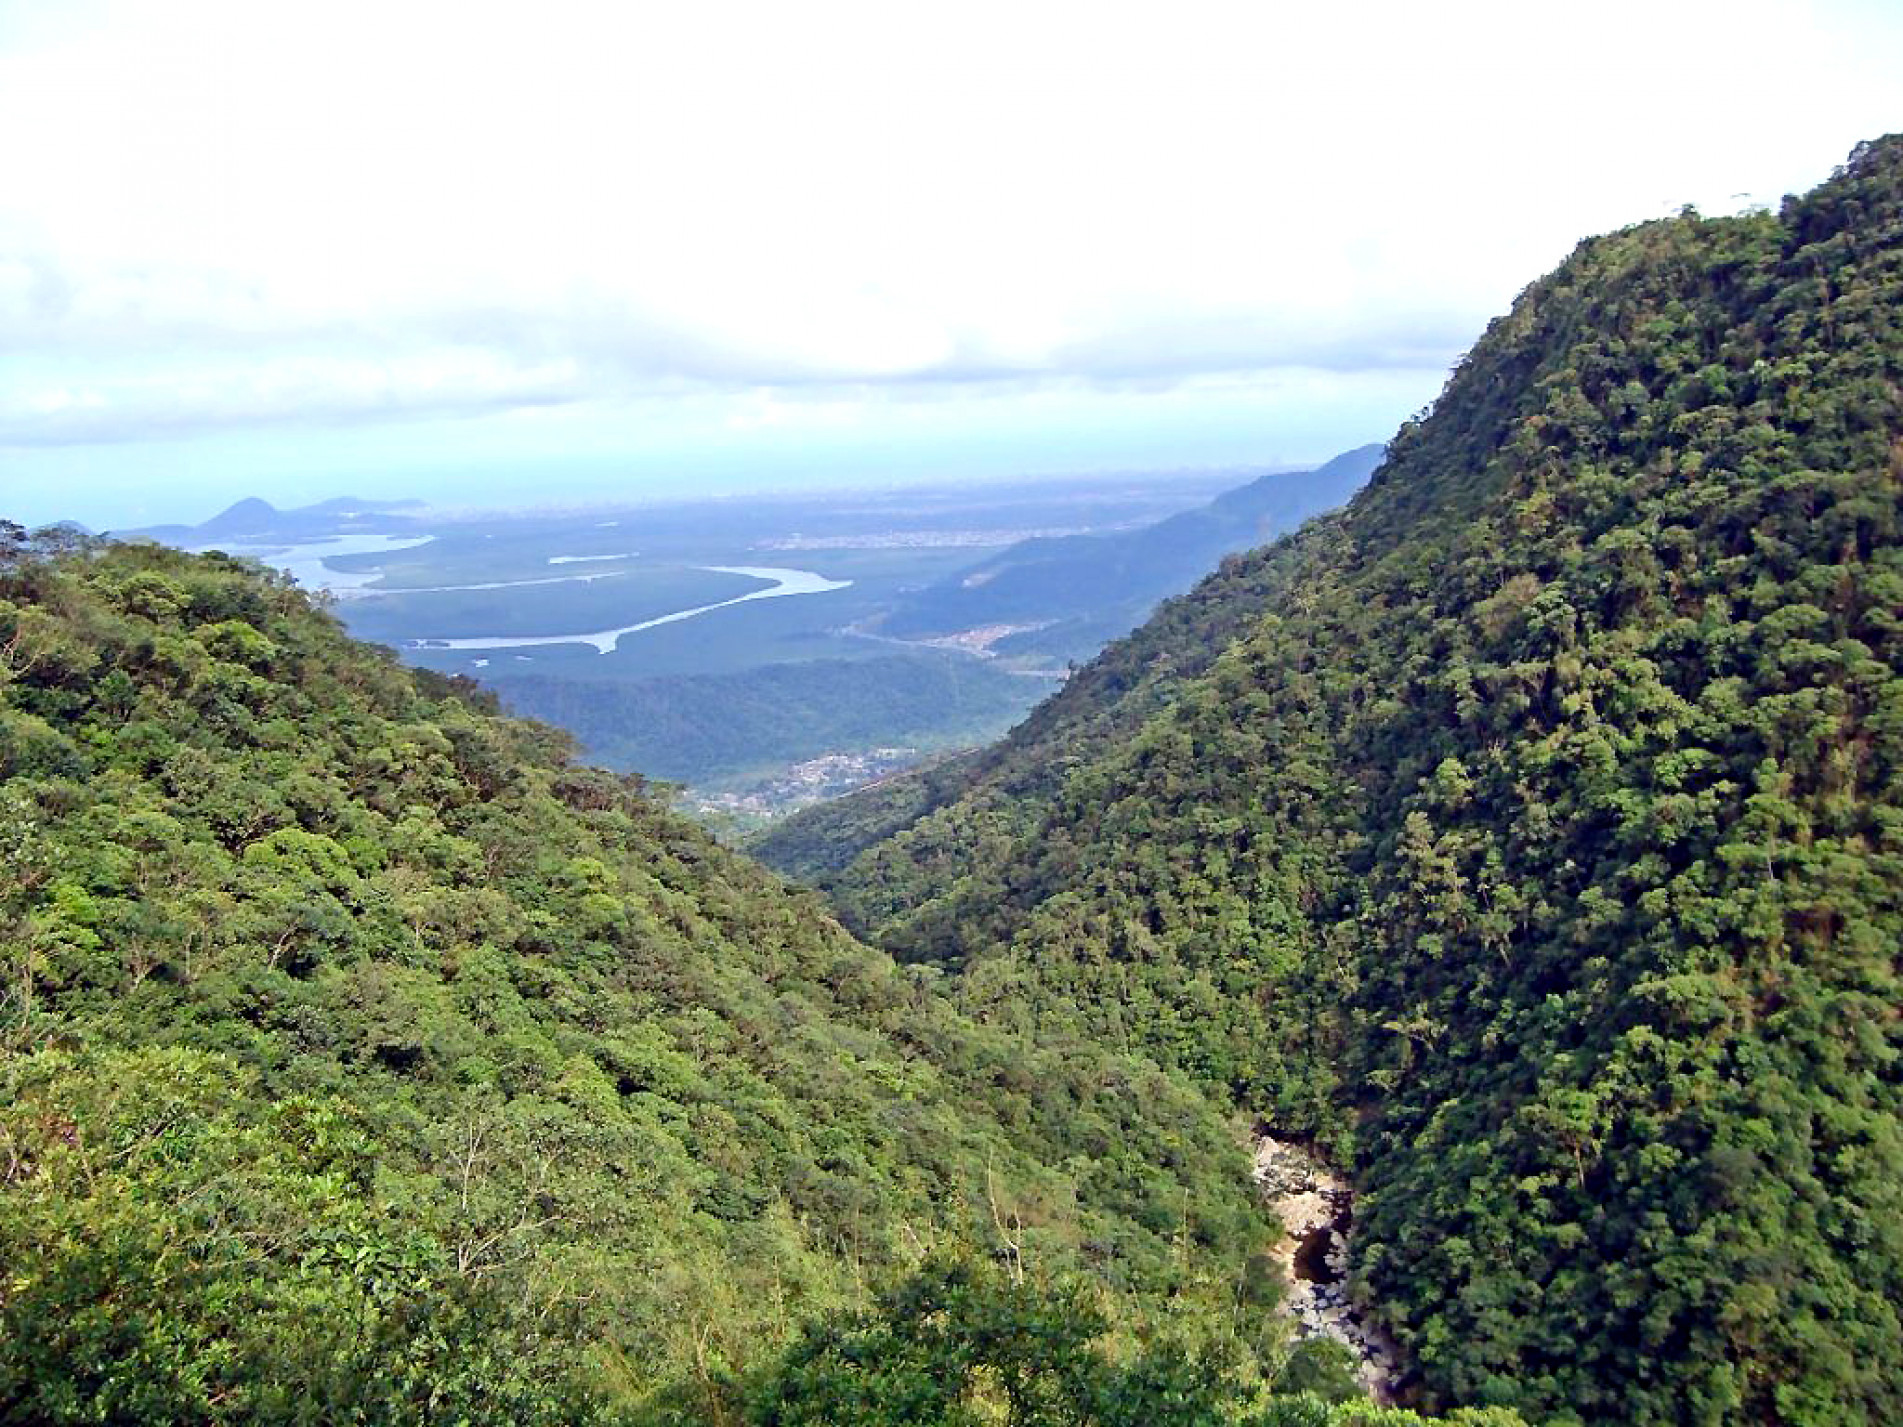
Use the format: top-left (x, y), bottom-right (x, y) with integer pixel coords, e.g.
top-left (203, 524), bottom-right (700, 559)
top-left (9, 134), bottom-right (1901, 1427)
top-left (878, 444), bottom-right (1384, 666)
top-left (0, 532), bottom-right (1320, 1423)
top-left (765, 138), bottom-right (1903, 1423)
top-left (487, 653), bottom-right (1040, 793)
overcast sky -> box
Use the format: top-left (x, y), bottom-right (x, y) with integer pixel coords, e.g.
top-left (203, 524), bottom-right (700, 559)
top-left (4, 0), bottom-right (1901, 528)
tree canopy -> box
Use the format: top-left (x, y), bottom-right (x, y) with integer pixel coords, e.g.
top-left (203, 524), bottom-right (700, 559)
top-left (0, 537), bottom-right (1279, 1422)
top-left (775, 136), bottom-right (1903, 1425)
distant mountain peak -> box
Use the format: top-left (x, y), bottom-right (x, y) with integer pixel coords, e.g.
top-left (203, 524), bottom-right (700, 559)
top-left (196, 496), bottom-right (279, 535)
top-left (114, 493), bottom-right (429, 545)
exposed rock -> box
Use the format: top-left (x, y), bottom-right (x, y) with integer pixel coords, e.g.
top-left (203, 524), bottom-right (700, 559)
top-left (1253, 1132), bottom-right (1404, 1402)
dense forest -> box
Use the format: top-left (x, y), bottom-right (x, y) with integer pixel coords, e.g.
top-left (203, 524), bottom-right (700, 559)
top-left (6, 134), bottom-right (1901, 1426)
top-left (488, 654), bottom-right (1040, 793)
top-left (0, 530), bottom-right (1357, 1423)
top-left (763, 138), bottom-right (1903, 1424)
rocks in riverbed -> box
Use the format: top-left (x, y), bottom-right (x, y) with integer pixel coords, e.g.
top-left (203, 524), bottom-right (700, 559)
top-left (1252, 1131), bottom-right (1403, 1402)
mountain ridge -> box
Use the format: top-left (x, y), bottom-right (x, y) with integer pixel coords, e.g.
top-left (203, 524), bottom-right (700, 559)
top-left (0, 535), bottom-right (1276, 1422)
top-left (6, 134), bottom-right (1902, 1427)
top-left (878, 444), bottom-right (1384, 665)
top-left (768, 135), bottom-right (1903, 1424)
top-left (119, 494), bottom-right (427, 543)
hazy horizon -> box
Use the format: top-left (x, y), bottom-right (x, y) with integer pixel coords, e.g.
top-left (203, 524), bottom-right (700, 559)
top-left (68, 447), bottom-right (1302, 536)
top-left (9, 384), bottom-right (1405, 532)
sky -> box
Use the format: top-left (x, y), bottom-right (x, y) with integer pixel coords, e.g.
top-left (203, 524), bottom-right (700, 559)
top-left (3, 0), bottom-right (1901, 530)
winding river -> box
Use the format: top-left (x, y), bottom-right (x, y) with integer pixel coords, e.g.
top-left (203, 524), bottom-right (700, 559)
top-left (205, 533), bottom-right (437, 593)
top-left (206, 535), bottom-right (852, 657)
top-left (408, 566), bottom-right (853, 654)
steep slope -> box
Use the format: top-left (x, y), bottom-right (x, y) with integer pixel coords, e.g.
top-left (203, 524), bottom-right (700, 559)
top-left (752, 518), bottom-right (1341, 882)
top-left (487, 652), bottom-right (1040, 793)
top-left (0, 537), bottom-right (1273, 1422)
top-left (879, 445), bottom-right (1383, 665)
top-left (797, 139), bottom-right (1903, 1423)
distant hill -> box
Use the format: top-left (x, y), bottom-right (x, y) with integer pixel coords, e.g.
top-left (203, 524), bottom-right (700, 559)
top-left (191, 496), bottom-right (282, 539)
top-left (120, 494), bottom-right (424, 543)
top-left (878, 444), bottom-right (1383, 665)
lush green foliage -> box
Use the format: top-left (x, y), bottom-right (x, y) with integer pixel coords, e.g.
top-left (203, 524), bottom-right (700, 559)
top-left (745, 1258), bottom-right (1241, 1427)
top-left (2, 1046), bottom-right (613, 1425)
top-left (739, 1259), bottom-right (1523, 1427)
top-left (794, 139), bottom-right (1903, 1423)
top-left (0, 534), bottom-right (1277, 1420)
top-left (750, 749), bottom-right (988, 881)
top-left (12, 132), bottom-right (1899, 1427)
top-left (491, 655), bottom-right (1039, 792)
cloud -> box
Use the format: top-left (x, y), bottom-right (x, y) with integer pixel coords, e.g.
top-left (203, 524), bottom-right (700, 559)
top-left (1, 0), bottom-right (1900, 455)
top-left (0, 348), bottom-right (581, 445)
top-left (0, 241), bottom-right (1481, 446)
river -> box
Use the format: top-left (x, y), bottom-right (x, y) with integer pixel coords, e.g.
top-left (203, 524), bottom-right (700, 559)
top-left (407, 565), bottom-right (853, 654)
top-left (203, 533), bottom-right (437, 593)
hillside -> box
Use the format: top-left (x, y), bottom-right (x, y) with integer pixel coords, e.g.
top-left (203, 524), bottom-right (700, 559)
top-left (0, 533), bottom-right (1297, 1423)
top-left (878, 444), bottom-right (1383, 666)
top-left (771, 138), bottom-right (1903, 1423)
top-left (487, 653), bottom-right (1045, 798)
top-left (748, 529), bottom-right (1333, 881)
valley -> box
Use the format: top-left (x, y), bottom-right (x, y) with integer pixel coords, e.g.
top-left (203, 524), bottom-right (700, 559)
top-left (138, 457), bottom-right (1372, 813)
top-left (757, 138), bottom-right (1903, 1423)
top-left (4, 124), bottom-right (1900, 1427)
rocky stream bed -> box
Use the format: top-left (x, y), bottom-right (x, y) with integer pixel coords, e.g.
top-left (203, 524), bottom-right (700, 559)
top-left (1253, 1132), bottom-right (1403, 1401)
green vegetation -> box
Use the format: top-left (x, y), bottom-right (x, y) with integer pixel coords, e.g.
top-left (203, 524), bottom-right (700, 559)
top-left (741, 1258), bottom-right (1524, 1427)
top-left (0, 532), bottom-right (1278, 1422)
top-left (777, 138), bottom-right (1903, 1423)
top-left (490, 655), bottom-right (1044, 792)
top-left (10, 133), bottom-right (1902, 1427)
top-left (749, 749), bottom-right (988, 880)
